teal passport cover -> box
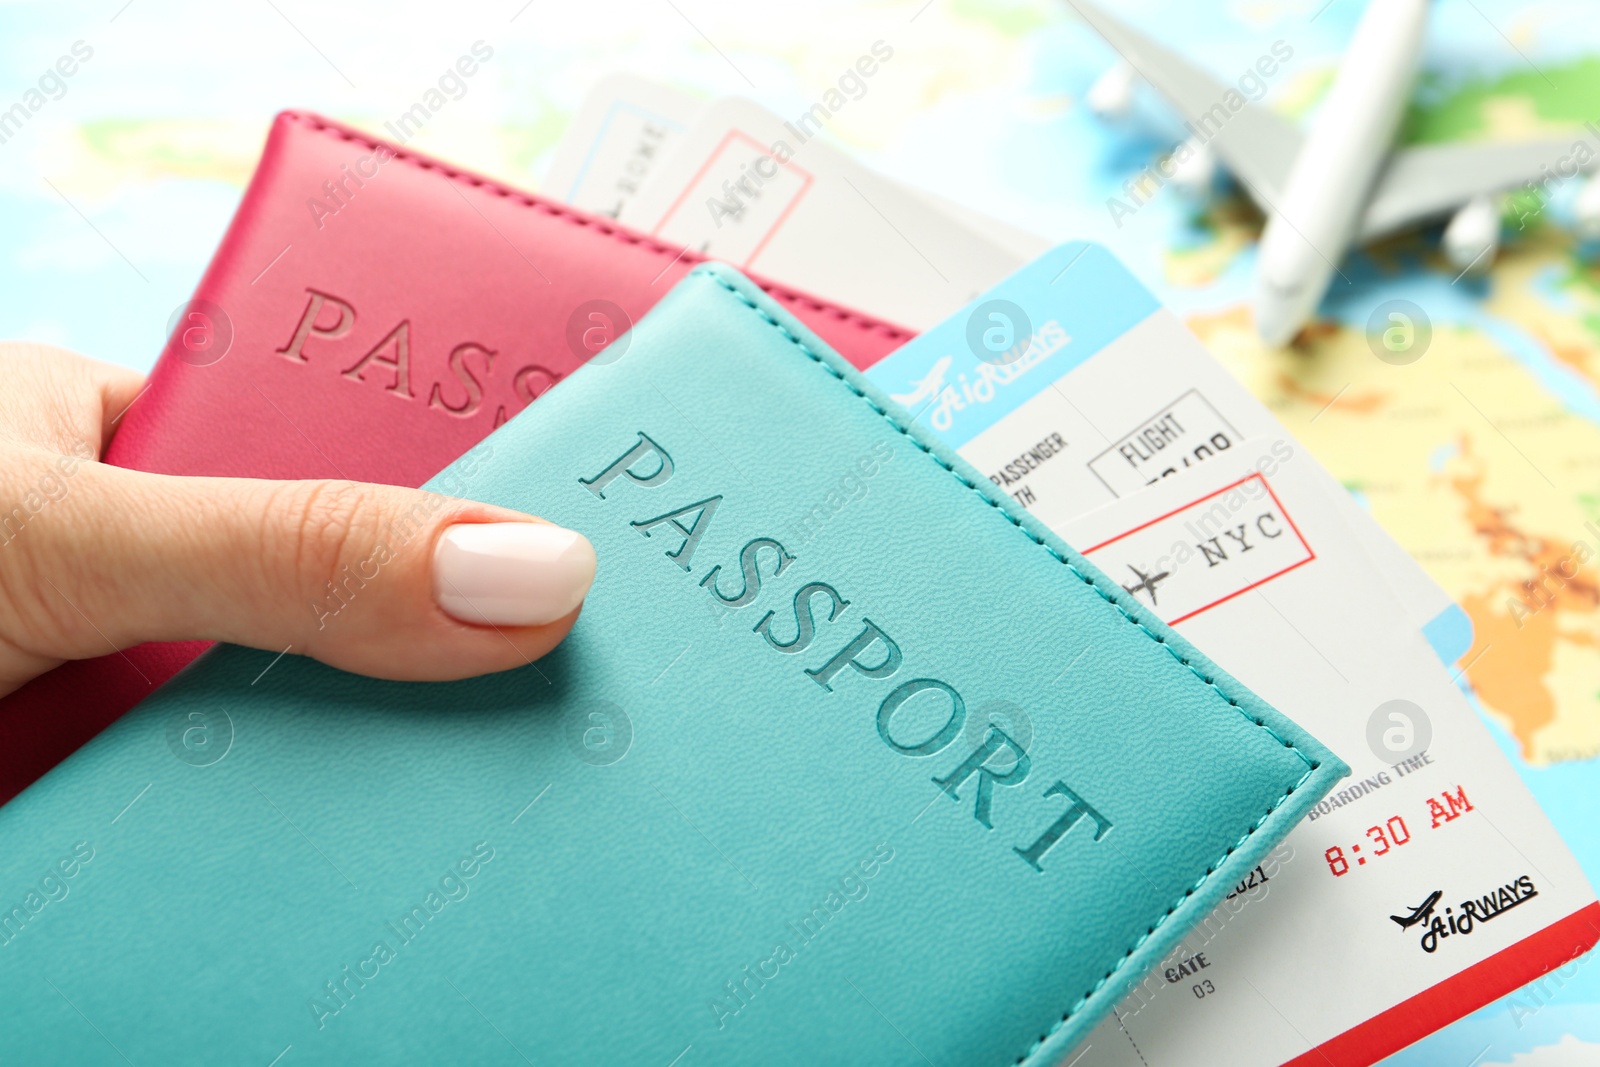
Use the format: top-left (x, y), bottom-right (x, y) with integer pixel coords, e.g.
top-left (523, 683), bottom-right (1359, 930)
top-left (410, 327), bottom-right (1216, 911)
top-left (0, 264), bottom-right (1346, 1065)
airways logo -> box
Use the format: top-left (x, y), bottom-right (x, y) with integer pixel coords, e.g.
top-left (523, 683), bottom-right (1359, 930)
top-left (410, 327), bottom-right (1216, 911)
top-left (581, 430), bottom-right (1115, 874)
top-left (276, 287), bottom-right (562, 426)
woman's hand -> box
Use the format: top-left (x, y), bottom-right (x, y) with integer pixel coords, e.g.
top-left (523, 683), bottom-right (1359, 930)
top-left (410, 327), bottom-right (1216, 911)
top-left (0, 341), bottom-right (596, 697)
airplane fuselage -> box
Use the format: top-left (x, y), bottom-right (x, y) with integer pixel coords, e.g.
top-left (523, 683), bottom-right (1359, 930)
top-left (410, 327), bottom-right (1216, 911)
top-left (1253, 0), bottom-right (1431, 345)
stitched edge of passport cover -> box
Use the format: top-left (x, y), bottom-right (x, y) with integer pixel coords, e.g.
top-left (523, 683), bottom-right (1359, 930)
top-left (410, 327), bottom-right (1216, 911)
top-left (279, 111), bottom-right (914, 350)
top-left (685, 262), bottom-right (1347, 1065)
top-left (0, 109), bottom-right (920, 808)
top-left (1, 257), bottom-right (1346, 1062)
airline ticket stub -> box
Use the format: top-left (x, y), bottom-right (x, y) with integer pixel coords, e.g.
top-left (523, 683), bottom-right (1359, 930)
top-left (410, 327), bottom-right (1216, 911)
top-left (615, 96), bottom-right (1025, 330)
top-left (862, 244), bottom-right (1597, 1064)
top-left (862, 242), bottom-right (1470, 664)
top-left (1063, 440), bottom-right (1596, 1064)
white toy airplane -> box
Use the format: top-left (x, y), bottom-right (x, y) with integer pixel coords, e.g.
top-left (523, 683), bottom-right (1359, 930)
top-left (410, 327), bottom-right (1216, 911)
top-left (1074, 0), bottom-right (1600, 345)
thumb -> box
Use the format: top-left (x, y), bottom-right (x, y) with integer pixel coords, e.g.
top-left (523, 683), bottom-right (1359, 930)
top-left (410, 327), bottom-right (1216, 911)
top-left (1, 457), bottom-right (596, 687)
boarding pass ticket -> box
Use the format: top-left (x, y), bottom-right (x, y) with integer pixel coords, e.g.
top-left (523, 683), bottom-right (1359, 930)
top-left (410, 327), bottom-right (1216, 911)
top-left (861, 243), bottom-right (1470, 664)
top-left (862, 244), bottom-right (1595, 1064)
top-left (1063, 438), bottom-right (1595, 1064)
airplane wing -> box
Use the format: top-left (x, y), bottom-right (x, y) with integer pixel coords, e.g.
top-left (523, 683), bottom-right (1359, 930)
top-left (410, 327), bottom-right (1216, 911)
top-left (1069, 0), bottom-right (1303, 208)
top-left (1073, 2), bottom-right (1597, 246)
top-left (1357, 137), bottom-right (1593, 242)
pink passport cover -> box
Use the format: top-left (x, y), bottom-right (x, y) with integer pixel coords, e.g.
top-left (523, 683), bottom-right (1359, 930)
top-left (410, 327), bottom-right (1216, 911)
top-left (0, 110), bottom-right (913, 804)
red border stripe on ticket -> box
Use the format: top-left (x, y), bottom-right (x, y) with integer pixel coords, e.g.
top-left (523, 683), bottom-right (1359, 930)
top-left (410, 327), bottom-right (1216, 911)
top-left (1284, 901), bottom-right (1600, 1066)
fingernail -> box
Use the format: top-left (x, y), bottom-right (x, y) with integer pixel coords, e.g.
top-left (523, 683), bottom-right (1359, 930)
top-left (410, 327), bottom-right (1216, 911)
top-left (433, 522), bottom-right (596, 627)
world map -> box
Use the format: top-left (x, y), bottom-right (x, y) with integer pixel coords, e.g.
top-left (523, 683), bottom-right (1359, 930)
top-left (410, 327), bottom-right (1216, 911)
top-left (1, 0), bottom-right (1597, 1061)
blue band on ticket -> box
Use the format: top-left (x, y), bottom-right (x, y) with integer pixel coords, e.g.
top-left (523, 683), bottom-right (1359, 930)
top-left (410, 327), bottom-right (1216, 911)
top-left (866, 243), bottom-right (1158, 448)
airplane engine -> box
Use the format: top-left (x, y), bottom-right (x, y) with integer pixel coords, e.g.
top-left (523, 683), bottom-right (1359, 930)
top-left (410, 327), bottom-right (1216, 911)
top-left (1086, 62), bottom-right (1136, 121)
top-left (1576, 171), bottom-right (1600, 241)
top-left (1442, 194), bottom-right (1499, 274)
top-left (1167, 137), bottom-right (1217, 196)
